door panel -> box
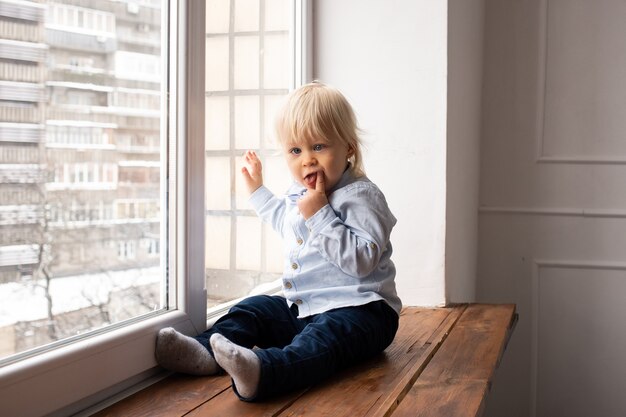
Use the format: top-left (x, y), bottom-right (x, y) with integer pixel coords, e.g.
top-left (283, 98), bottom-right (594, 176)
top-left (478, 1), bottom-right (626, 416)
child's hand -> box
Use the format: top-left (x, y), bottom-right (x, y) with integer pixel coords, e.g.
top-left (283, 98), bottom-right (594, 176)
top-left (241, 150), bottom-right (263, 195)
top-left (297, 171), bottom-right (328, 219)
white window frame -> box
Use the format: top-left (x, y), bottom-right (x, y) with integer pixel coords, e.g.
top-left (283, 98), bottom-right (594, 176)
top-left (0, 2), bottom-right (311, 415)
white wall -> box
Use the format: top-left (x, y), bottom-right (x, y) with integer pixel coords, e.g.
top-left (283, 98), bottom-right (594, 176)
top-left (313, 0), bottom-right (449, 306)
top-left (313, 0), bottom-right (484, 306)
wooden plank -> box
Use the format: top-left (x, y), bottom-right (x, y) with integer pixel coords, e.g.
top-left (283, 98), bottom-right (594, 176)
top-left (365, 305), bottom-right (467, 417)
top-left (187, 385), bottom-right (307, 417)
top-left (391, 381), bottom-right (489, 417)
top-left (418, 304), bottom-right (515, 383)
top-left (391, 304), bottom-right (516, 417)
top-left (274, 306), bottom-right (467, 417)
top-left (92, 374), bottom-right (231, 417)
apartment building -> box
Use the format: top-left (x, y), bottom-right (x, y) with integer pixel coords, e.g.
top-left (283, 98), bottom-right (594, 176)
top-left (0, 0), bottom-right (47, 285)
top-left (0, 0), bottom-right (162, 355)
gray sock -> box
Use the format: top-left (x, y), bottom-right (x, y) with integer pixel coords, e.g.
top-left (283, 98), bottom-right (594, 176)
top-left (155, 327), bottom-right (218, 375)
top-left (210, 333), bottom-right (260, 399)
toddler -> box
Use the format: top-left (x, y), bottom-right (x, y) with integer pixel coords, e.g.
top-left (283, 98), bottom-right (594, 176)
top-left (155, 81), bottom-right (401, 401)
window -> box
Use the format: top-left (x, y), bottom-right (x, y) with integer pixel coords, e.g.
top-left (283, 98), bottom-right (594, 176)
top-left (114, 51), bottom-right (161, 82)
top-left (204, 0), bottom-right (308, 312)
top-left (0, 1), bottom-right (309, 415)
top-left (47, 3), bottom-right (116, 38)
top-left (0, 0), bottom-right (166, 364)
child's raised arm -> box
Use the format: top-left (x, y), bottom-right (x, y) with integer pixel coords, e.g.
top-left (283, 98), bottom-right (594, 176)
top-left (241, 150), bottom-right (263, 195)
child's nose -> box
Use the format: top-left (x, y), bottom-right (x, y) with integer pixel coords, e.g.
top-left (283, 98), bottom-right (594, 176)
top-left (302, 152), bottom-right (317, 166)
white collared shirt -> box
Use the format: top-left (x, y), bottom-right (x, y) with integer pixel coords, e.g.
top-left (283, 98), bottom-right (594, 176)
top-left (249, 169), bottom-right (402, 318)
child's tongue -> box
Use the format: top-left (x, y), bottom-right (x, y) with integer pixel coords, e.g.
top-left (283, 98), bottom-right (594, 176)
top-left (304, 172), bottom-right (317, 188)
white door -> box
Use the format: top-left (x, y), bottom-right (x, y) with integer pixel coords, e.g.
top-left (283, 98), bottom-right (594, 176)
top-left (478, 1), bottom-right (626, 416)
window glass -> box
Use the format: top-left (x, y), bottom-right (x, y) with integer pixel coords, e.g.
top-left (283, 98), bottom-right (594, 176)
top-left (205, 0), bottom-right (294, 311)
top-left (0, 0), bottom-right (166, 364)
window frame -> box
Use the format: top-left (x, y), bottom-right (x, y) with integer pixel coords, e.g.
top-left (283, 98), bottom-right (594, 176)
top-left (0, 1), bottom-right (311, 415)
top-left (0, 1), bottom-right (196, 415)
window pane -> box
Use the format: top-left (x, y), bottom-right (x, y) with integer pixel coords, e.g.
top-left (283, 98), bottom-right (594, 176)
top-left (263, 95), bottom-right (285, 147)
top-left (206, 37), bottom-right (229, 91)
top-left (264, 154), bottom-right (290, 196)
top-left (234, 95), bottom-right (260, 149)
top-left (263, 34), bottom-right (290, 89)
top-left (265, 0), bottom-right (290, 31)
top-left (234, 36), bottom-right (260, 90)
top-left (205, 215), bottom-right (230, 271)
top-left (0, 1), bottom-right (167, 363)
top-left (234, 0), bottom-right (259, 32)
top-left (206, 0), bottom-right (230, 34)
top-left (235, 216), bottom-right (261, 271)
top-left (205, 1), bottom-right (295, 310)
top-left (205, 157), bottom-right (231, 210)
top-left (205, 96), bottom-right (230, 150)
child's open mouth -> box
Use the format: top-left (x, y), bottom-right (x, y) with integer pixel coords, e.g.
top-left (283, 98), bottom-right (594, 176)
top-left (304, 172), bottom-right (317, 188)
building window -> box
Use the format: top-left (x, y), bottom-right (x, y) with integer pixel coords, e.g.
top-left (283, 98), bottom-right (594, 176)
top-left (118, 240), bottom-right (137, 260)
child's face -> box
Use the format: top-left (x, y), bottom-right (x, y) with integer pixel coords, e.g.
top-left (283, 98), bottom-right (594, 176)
top-left (282, 136), bottom-right (352, 193)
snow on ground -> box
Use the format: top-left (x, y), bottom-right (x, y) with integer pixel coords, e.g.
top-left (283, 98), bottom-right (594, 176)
top-left (0, 267), bottom-right (161, 327)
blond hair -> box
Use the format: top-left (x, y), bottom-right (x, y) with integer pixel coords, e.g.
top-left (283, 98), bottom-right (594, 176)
top-left (274, 81), bottom-right (365, 177)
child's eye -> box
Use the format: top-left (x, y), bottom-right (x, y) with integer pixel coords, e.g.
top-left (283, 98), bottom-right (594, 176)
top-left (289, 147), bottom-right (302, 155)
top-left (313, 144), bottom-right (324, 152)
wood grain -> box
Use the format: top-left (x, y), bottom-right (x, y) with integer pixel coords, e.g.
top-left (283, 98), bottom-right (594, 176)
top-left (92, 374), bottom-right (231, 417)
top-left (391, 304), bottom-right (516, 417)
top-left (95, 305), bottom-right (516, 417)
top-left (392, 380), bottom-right (489, 417)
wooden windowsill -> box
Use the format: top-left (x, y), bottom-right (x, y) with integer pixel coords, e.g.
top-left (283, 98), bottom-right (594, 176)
top-left (94, 303), bottom-right (517, 417)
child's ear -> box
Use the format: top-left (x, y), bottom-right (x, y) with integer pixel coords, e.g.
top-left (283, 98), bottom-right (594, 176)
top-left (347, 147), bottom-right (354, 158)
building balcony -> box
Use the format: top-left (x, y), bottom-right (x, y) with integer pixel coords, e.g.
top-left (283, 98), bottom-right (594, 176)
top-left (48, 67), bottom-right (113, 86)
top-left (0, 61), bottom-right (45, 83)
top-left (0, 204), bottom-right (43, 226)
top-left (45, 182), bottom-right (117, 192)
top-left (91, 105), bottom-right (160, 118)
top-left (48, 216), bottom-right (159, 230)
top-left (0, 17), bottom-right (44, 42)
top-left (114, 184), bottom-right (159, 199)
top-left (46, 80), bottom-right (113, 94)
top-left (0, 104), bottom-right (42, 124)
top-left (0, 244), bottom-right (39, 268)
top-left (45, 28), bottom-right (116, 54)
top-left (0, 122), bottom-right (43, 144)
top-left (0, 80), bottom-right (45, 102)
top-left (115, 144), bottom-right (160, 154)
top-left (97, 0), bottom-right (161, 25)
top-left (0, 0), bottom-right (45, 23)
top-left (0, 38), bottom-right (47, 63)
top-left (116, 117), bottom-right (161, 130)
top-left (116, 26), bottom-right (160, 48)
top-left (0, 163), bottom-right (49, 183)
top-left (0, 143), bottom-right (41, 164)
top-left (46, 111), bottom-right (115, 125)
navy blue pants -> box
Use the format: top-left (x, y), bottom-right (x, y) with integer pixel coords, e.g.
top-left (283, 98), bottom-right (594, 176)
top-left (194, 295), bottom-right (399, 400)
